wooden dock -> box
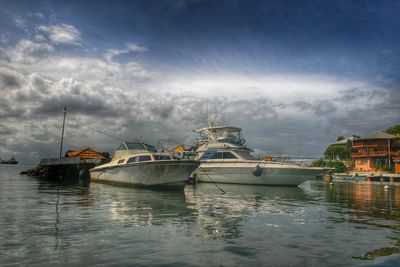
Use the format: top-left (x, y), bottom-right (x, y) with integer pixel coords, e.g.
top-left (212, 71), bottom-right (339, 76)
top-left (22, 157), bottom-right (106, 181)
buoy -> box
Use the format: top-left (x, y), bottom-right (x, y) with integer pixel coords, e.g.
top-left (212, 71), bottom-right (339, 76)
top-left (252, 165), bottom-right (262, 176)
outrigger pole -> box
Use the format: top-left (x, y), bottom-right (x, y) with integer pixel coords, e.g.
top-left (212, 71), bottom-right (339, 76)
top-left (59, 106), bottom-right (67, 158)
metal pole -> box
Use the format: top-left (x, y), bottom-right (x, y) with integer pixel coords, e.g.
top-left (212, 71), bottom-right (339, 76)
top-left (206, 98), bottom-right (209, 126)
top-left (388, 138), bottom-right (391, 167)
top-left (59, 106), bottom-right (67, 158)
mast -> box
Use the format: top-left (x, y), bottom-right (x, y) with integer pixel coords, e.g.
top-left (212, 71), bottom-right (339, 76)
top-left (206, 98), bottom-right (209, 126)
top-left (59, 106), bottom-right (67, 158)
top-left (388, 138), bottom-right (391, 167)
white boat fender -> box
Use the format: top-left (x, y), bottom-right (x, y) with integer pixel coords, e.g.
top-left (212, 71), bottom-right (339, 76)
top-left (253, 164), bottom-right (262, 176)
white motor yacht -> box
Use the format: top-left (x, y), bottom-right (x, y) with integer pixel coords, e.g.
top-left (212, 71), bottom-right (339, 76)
top-left (193, 124), bottom-right (327, 186)
top-left (90, 142), bottom-right (199, 186)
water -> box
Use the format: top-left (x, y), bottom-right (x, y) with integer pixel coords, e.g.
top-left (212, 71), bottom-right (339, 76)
top-left (1, 165), bottom-right (400, 266)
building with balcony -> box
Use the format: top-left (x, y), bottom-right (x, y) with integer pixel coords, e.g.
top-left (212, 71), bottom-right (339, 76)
top-left (352, 131), bottom-right (399, 172)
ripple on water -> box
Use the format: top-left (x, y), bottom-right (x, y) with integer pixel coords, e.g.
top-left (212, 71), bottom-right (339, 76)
top-left (2, 167), bottom-right (400, 266)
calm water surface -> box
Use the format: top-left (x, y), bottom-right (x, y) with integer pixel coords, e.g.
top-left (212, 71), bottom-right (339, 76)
top-left (1, 164), bottom-right (400, 266)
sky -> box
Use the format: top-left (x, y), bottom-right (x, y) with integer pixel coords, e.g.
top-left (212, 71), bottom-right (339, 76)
top-left (0, 0), bottom-right (399, 164)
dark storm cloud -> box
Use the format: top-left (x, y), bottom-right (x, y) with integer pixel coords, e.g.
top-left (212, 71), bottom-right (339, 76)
top-left (314, 101), bottom-right (337, 116)
top-left (32, 95), bottom-right (120, 118)
top-left (1, 0), bottom-right (399, 163)
top-left (0, 100), bottom-right (26, 119)
top-left (0, 72), bottom-right (22, 88)
top-left (229, 98), bottom-right (278, 120)
top-left (387, 88), bottom-right (400, 109)
top-left (0, 123), bottom-right (15, 135)
top-left (293, 101), bottom-right (311, 112)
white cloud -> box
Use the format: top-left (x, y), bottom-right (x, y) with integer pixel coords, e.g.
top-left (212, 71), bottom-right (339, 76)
top-left (37, 24), bottom-right (81, 45)
top-left (5, 39), bottom-right (54, 64)
top-left (104, 42), bottom-right (147, 62)
top-left (27, 12), bottom-right (45, 20)
top-left (0, 34), bottom-right (8, 45)
top-left (1, 23), bottom-right (398, 163)
top-left (14, 18), bottom-right (27, 31)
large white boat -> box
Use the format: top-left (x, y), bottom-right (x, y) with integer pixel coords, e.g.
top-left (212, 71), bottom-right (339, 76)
top-left (90, 142), bottom-right (199, 186)
top-left (192, 123), bottom-right (326, 186)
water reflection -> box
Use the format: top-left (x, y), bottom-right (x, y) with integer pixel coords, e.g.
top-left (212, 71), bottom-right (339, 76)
top-left (4, 165), bottom-right (400, 266)
top-left (89, 183), bottom-right (195, 227)
top-left (324, 182), bottom-right (400, 260)
top-left (325, 182), bottom-right (400, 221)
top-left (185, 183), bottom-right (307, 240)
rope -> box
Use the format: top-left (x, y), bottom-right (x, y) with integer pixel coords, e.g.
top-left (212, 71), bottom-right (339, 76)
top-left (66, 114), bottom-right (124, 142)
top-left (204, 172), bottom-right (226, 194)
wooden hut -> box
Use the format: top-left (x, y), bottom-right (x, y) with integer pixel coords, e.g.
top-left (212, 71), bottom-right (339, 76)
top-left (66, 148), bottom-right (107, 160)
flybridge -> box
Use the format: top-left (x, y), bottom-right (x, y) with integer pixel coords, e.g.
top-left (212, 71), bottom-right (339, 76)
top-left (194, 123), bottom-right (246, 146)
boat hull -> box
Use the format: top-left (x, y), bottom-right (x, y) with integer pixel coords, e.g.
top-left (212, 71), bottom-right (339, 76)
top-left (196, 161), bottom-right (325, 186)
top-left (90, 160), bottom-right (199, 186)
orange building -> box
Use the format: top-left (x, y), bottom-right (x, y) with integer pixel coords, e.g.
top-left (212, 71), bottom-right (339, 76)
top-left (352, 131), bottom-right (399, 172)
top-left (66, 148), bottom-right (108, 160)
top-left (394, 157), bottom-right (400, 174)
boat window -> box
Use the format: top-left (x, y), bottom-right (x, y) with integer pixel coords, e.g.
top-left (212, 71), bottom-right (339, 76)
top-left (200, 150), bottom-right (217, 160)
top-left (143, 144), bottom-right (157, 152)
top-left (210, 152), bottom-right (223, 159)
top-left (117, 159), bottom-right (125, 164)
top-left (138, 155), bottom-right (152, 162)
top-left (125, 143), bottom-right (146, 150)
top-left (127, 157), bottom-right (138, 163)
top-left (222, 152), bottom-right (237, 159)
top-left (155, 155), bottom-right (171, 160)
top-left (122, 142), bottom-right (158, 152)
top-left (116, 143), bottom-right (127, 151)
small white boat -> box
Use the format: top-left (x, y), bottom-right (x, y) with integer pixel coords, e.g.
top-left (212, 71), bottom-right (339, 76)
top-left (193, 123), bottom-right (327, 186)
top-left (90, 142), bottom-right (199, 186)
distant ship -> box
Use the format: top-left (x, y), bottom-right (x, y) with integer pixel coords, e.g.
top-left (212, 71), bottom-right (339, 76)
top-left (0, 156), bottom-right (18, 165)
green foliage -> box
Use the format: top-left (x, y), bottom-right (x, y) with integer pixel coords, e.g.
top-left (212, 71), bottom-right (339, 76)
top-left (324, 143), bottom-right (352, 161)
top-left (336, 136), bottom-right (345, 141)
top-left (372, 161), bottom-right (394, 173)
top-left (385, 124), bottom-right (400, 135)
top-left (312, 159), bottom-right (348, 173)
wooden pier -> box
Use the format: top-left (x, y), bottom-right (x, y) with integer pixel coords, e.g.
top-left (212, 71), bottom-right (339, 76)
top-left (40, 157), bottom-right (103, 181)
top-left (21, 157), bottom-right (105, 181)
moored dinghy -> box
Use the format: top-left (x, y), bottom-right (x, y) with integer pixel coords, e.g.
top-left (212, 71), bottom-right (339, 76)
top-left (90, 142), bottom-right (199, 186)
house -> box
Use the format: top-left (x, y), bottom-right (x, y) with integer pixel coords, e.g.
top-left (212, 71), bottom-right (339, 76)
top-left (66, 148), bottom-right (108, 160)
top-left (170, 144), bottom-right (196, 159)
top-left (352, 131), bottom-right (399, 172)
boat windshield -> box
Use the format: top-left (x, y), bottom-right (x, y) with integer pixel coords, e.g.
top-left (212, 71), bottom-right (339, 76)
top-left (155, 155), bottom-right (172, 160)
top-left (200, 150), bottom-right (238, 160)
top-left (116, 142), bottom-right (157, 152)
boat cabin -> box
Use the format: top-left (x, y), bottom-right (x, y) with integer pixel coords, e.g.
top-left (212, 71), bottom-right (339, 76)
top-left (112, 142), bottom-right (161, 161)
top-left (114, 153), bottom-right (173, 165)
top-left (196, 147), bottom-right (256, 161)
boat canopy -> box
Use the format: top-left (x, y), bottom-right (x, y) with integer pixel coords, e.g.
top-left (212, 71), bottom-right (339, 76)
top-left (116, 142), bottom-right (157, 152)
top-left (194, 125), bottom-right (245, 146)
